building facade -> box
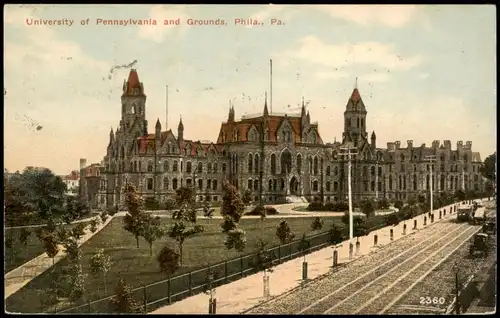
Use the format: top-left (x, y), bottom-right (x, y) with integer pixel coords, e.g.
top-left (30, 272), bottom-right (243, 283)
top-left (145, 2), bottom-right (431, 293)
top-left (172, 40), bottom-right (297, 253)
top-left (61, 170), bottom-right (80, 196)
top-left (94, 69), bottom-right (484, 210)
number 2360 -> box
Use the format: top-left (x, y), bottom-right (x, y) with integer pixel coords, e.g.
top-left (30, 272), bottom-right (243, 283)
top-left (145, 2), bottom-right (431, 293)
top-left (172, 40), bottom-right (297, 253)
top-left (420, 297), bottom-right (446, 305)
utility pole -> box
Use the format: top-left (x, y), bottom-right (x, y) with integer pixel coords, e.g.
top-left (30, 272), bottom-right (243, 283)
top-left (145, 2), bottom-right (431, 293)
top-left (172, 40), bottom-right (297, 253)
top-left (375, 160), bottom-right (379, 200)
top-left (458, 159), bottom-right (466, 191)
top-left (339, 144), bottom-right (358, 241)
top-left (425, 155), bottom-right (436, 214)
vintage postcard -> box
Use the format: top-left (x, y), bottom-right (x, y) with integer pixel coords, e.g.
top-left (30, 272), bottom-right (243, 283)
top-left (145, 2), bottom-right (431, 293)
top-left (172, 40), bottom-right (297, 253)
top-left (4, 4), bottom-right (496, 315)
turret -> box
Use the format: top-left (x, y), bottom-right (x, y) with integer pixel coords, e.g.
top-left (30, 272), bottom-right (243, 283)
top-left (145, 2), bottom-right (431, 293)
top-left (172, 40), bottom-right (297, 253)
top-left (263, 92), bottom-right (269, 117)
top-left (407, 140), bottom-right (413, 149)
top-left (306, 110), bottom-right (310, 124)
top-left (178, 116), bottom-right (184, 141)
top-left (432, 140), bottom-right (440, 149)
top-left (155, 118), bottom-right (161, 136)
top-left (371, 131), bottom-right (376, 149)
top-left (227, 103), bottom-right (235, 122)
top-left (109, 127), bottom-right (114, 145)
top-left (457, 140), bottom-right (463, 151)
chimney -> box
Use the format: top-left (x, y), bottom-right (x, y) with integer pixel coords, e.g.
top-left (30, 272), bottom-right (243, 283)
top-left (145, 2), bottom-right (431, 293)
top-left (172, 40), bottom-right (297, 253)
top-left (387, 142), bottom-right (395, 150)
top-left (444, 140), bottom-right (451, 149)
top-left (395, 141), bottom-right (401, 149)
top-left (465, 141), bottom-right (472, 150)
top-left (79, 158), bottom-right (87, 170)
top-left (432, 140), bottom-right (439, 149)
top-left (457, 140), bottom-right (463, 151)
top-left (407, 140), bottom-right (413, 149)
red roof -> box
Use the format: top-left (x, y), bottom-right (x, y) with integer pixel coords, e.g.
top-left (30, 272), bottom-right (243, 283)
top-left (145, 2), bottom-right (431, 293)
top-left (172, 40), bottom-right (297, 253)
top-left (137, 130), bottom-right (224, 156)
top-left (124, 69), bottom-right (142, 95)
top-left (350, 88), bottom-right (362, 102)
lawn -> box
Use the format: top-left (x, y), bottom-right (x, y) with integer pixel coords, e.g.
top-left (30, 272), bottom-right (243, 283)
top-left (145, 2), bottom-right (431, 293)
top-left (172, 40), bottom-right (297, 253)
top-left (6, 215), bottom-right (343, 313)
top-left (4, 222), bottom-right (91, 274)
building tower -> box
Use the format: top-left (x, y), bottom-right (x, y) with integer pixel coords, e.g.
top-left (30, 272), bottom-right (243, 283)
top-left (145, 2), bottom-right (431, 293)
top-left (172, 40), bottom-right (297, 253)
top-left (120, 69), bottom-right (148, 136)
top-left (342, 78), bottom-right (368, 147)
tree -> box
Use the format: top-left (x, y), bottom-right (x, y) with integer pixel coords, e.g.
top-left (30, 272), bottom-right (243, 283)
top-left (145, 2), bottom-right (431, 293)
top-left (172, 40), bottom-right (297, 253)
top-left (90, 217), bottom-right (100, 233)
top-left (142, 215), bottom-right (164, 256)
top-left (329, 223), bottom-right (344, 245)
top-left (394, 200), bottom-right (404, 210)
top-left (18, 228), bottom-right (32, 250)
top-left (360, 199), bottom-right (376, 218)
top-left (220, 181), bottom-right (247, 253)
top-left (41, 233), bottom-right (60, 268)
top-left (276, 220), bottom-right (295, 244)
top-left (311, 217), bottom-right (324, 231)
top-left (110, 278), bottom-right (138, 313)
top-left (59, 263), bottom-right (87, 301)
top-left (71, 223), bottom-right (87, 241)
top-left (485, 180), bottom-right (495, 197)
top-left (203, 201), bottom-right (215, 224)
top-left (90, 248), bottom-right (112, 295)
top-left (417, 193), bottom-right (427, 205)
top-left (63, 236), bottom-right (81, 263)
top-left (167, 221), bottom-right (203, 265)
top-left (386, 213), bottom-right (400, 227)
top-left (341, 212), bottom-right (364, 227)
top-left (242, 189), bottom-right (253, 207)
top-left (56, 226), bottom-right (71, 245)
top-left (5, 236), bottom-right (17, 263)
top-left (481, 152), bottom-right (496, 181)
top-left (157, 245), bottom-right (180, 277)
top-left (100, 211), bottom-right (109, 223)
top-left (251, 239), bottom-right (275, 295)
top-left (123, 185), bottom-right (148, 248)
top-left (353, 219), bottom-right (370, 242)
top-left (377, 198), bottom-right (390, 210)
top-left (455, 189), bottom-right (466, 201)
top-left (298, 233), bottom-right (311, 262)
top-left (175, 186), bottom-right (195, 208)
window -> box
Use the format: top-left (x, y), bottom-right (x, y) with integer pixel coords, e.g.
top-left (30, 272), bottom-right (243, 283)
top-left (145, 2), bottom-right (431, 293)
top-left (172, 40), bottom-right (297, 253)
top-left (248, 179), bottom-right (253, 189)
top-left (268, 179), bottom-right (273, 191)
top-left (197, 162), bottom-right (203, 173)
top-left (370, 181), bottom-right (375, 191)
top-left (222, 163), bottom-right (227, 173)
top-left (147, 178), bottom-right (153, 190)
top-left (198, 179), bottom-right (203, 190)
top-left (378, 167), bottom-right (382, 176)
top-left (312, 180), bottom-right (318, 192)
top-left (334, 167), bottom-right (339, 176)
top-left (213, 163), bottom-right (218, 173)
top-left (207, 163), bottom-right (212, 173)
top-left (326, 166), bottom-right (331, 176)
top-left (333, 181), bottom-right (338, 191)
top-left (147, 161), bottom-right (153, 172)
top-left (212, 180), bottom-right (217, 190)
top-left (254, 155), bottom-right (259, 174)
top-left (297, 154), bottom-right (302, 174)
top-left (163, 178), bottom-right (169, 190)
top-left (389, 176), bottom-right (393, 190)
top-left (248, 154), bottom-right (253, 173)
top-left (326, 182), bottom-right (331, 191)
top-left (371, 166), bottom-right (375, 176)
top-left (207, 179), bottom-right (212, 189)
top-left (163, 161), bottom-right (169, 172)
top-left (271, 154), bottom-right (276, 174)
top-left (313, 157), bottom-right (318, 175)
top-left (186, 161), bottom-right (192, 173)
top-left (173, 161), bottom-right (178, 172)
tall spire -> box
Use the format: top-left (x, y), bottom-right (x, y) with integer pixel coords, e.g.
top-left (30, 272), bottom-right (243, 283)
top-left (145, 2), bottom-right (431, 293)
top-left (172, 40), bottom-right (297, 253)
top-left (355, 76), bottom-right (358, 89)
top-left (263, 92), bottom-right (269, 116)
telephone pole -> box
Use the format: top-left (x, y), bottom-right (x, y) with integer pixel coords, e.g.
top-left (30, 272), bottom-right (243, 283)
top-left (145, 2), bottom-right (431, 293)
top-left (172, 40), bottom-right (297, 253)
top-left (458, 159), bottom-right (465, 191)
top-left (339, 144), bottom-right (358, 241)
top-left (425, 155), bottom-right (436, 214)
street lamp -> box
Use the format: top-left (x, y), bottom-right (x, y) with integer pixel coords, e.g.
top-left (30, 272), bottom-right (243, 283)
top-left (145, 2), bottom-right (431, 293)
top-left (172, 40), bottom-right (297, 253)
top-left (425, 155), bottom-right (436, 214)
top-left (339, 143), bottom-right (358, 241)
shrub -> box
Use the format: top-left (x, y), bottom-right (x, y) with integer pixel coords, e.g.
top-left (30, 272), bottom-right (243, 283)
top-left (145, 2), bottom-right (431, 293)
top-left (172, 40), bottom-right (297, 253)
top-left (394, 200), bottom-right (404, 210)
top-left (245, 205), bottom-right (279, 216)
top-left (144, 197), bottom-right (160, 210)
top-left (107, 206), bottom-right (118, 216)
top-left (307, 202), bottom-right (324, 211)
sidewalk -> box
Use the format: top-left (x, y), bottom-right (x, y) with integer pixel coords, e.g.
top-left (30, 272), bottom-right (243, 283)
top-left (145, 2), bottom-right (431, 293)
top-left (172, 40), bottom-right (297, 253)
top-left (150, 202), bottom-right (462, 314)
top-left (4, 215), bottom-right (115, 299)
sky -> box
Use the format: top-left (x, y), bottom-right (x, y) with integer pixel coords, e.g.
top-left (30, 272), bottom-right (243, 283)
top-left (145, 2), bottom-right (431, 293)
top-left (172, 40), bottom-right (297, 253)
top-left (4, 4), bottom-right (496, 175)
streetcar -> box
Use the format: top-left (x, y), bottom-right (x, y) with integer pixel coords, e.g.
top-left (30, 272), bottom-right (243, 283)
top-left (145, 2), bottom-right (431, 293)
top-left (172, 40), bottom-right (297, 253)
top-left (457, 205), bottom-right (474, 222)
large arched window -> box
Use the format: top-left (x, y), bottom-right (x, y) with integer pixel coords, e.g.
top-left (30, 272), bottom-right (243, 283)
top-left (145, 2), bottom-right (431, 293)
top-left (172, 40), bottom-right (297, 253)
top-left (186, 161), bottom-right (192, 173)
top-left (254, 154), bottom-right (259, 174)
top-left (313, 157), bottom-right (318, 175)
top-left (281, 150), bottom-right (292, 174)
top-left (271, 154), bottom-right (276, 174)
top-left (297, 154), bottom-right (302, 174)
top-left (326, 166), bottom-right (331, 176)
top-left (248, 154), bottom-right (253, 173)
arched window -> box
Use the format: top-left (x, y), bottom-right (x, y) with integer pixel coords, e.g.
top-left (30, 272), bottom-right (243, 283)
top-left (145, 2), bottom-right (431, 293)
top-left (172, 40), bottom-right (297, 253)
top-left (370, 166), bottom-right (375, 175)
top-left (326, 182), bottom-right (331, 191)
top-left (312, 180), bottom-right (319, 191)
top-left (186, 161), bottom-right (192, 173)
top-left (281, 149), bottom-right (292, 174)
top-left (173, 161), bottom-right (178, 172)
top-left (198, 179), bottom-right (203, 190)
top-left (213, 163), bottom-right (218, 173)
top-left (207, 162), bottom-right (212, 173)
top-left (197, 162), bottom-right (203, 173)
top-left (163, 178), bottom-right (169, 190)
top-left (163, 161), bottom-right (169, 172)
top-left (313, 157), bottom-right (318, 175)
top-left (333, 181), bottom-right (339, 191)
top-left (248, 154), bottom-right (253, 173)
top-left (248, 179), bottom-right (253, 190)
top-left (147, 161), bottom-right (153, 172)
top-left (268, 179), bottom-right (273, 191)
top-left (326, 166), bottom-right (331, 176)
top-left (297, 154), bottom-right (302, 174)
top-left (254, 154), bottom-right (259, 174)
top-left (271, 154), bottom-right (276, 174)
top-left (389, 176), bottom-right (393, 190)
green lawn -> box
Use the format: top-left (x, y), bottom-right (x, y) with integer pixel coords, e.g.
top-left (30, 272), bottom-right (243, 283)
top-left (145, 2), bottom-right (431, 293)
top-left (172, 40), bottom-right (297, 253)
top-left (6, 215), bottom-right (343, 313)
top-left (4, 222), bottom-right (91, 274)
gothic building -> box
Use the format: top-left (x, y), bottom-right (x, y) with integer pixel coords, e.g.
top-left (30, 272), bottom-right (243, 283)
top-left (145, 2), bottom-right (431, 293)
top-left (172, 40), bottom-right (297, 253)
top-left (95, 69), bottom-right (484, 209)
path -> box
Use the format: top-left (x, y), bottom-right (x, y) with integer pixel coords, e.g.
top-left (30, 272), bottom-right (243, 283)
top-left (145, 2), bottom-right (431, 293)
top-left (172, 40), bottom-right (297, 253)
top-left (5, 214), bottom-right (99, 230)
top-left (151, 199), bottom-right (488, 314)
top-left (4, 215), bottom-right (114, 299)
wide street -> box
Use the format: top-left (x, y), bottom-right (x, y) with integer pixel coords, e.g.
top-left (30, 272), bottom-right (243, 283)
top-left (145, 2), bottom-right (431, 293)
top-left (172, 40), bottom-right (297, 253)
top-left (245, 202), bottom-right (494, 315)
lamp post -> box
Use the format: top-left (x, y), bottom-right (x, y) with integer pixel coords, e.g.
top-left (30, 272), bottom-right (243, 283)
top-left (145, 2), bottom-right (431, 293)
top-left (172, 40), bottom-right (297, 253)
top-left (339, 144), bottom-right (358, 241)
top-left (425, 155), bottom-right (436, 214)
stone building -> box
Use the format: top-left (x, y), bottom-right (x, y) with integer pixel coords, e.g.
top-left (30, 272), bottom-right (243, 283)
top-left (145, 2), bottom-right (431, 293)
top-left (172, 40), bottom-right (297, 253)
top-left (96, 69), bottom-right (484, 210)
top-left (79, 159), bottom-right (104, 209)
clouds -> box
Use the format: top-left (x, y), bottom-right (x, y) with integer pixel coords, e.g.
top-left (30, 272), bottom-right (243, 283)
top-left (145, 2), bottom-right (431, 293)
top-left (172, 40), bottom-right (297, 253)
top-left (137, 5), bottom-right (190, 42)
top-left (280, 36), bottom-right (422, 73)
top-left (316, 5), bottom-right (420, 28)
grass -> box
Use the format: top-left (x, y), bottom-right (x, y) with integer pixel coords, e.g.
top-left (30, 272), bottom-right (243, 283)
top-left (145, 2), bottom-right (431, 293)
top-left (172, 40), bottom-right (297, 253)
top-left (4, 222), bottom-right (91, 274)
top-left (6, 215), bottom-right (343, 313)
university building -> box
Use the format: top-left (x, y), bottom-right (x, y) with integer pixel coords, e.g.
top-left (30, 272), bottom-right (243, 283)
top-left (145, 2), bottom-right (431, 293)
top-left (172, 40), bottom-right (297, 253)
top-left (83, 69), bottom-right (484, 210)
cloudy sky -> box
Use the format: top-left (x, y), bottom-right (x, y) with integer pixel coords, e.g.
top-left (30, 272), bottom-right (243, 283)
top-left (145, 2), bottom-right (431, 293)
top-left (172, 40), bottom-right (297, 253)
top-left (4, 4), bottom-right (496, 175)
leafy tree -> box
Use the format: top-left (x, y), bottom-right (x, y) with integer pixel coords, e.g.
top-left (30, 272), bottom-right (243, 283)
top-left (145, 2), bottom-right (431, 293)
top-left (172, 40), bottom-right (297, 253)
top-left (220, 181), bottom-right (247, 253)
top-left (142, 215), bottom-right (164, 256)
top-left (157, 245), bottom-right (180, 277)
top-left (394, 200), bottom-right (404, 210)
top-left (298, 233), bottom-right (311, 262)
top-left (164, 197), bottom-right (177, 211)
top-left (377, 198), bottom-right (390, 210)
top-left (329, 223), bottom-right (344, 245)
top-left (385, 213), bottom-right (400, 227)
top-left (251, 239), bottom-right (275, 284)
top-left (41, 233), bottom-right (60, 268)
top-left (100, 211), bottom-right (109, 223)
top-left (341, 212), bottom-right (364, 227)
top-left (481, 152), bottom-right (496, 181)
top-left (123, 185), bottom-right (148, 248)
top-left (353, 219), bottom-right (370, 242)
top-left (276, 220), bottom-right (295, 244)
top-left (203, 266), bottom-right (219, 301)
top-left (455, 189), bottom-right (466, 201)
top-left (56, 226), bottom-right (71, 245)
top-left (202, 201), bottom-right (215, 224)
top-left (90, 248), bottom-right (112, 295)
top-left (311, 217), bottom-right (324, 231)
top-left (167, 221), bottom-right (203, 265)
top-left (71, 223), bottom-right (87, 240)
top-left (63, 236), bottom-right (81, 263)
top-left (18, 228), bottom-right (32, 250)
top-left (59, 263), bottom-right (87, 301)
top-left (175, 186), bottom-right (195, 208)
top-left (110, 278), bottom-right (138, 313)
top-left (360, 199), bottom-right (376, 218)
top-left (485, 180), bottom-right (495, 197)
top-left (242, 189), bottom-right (253, 206)
top-left (90, 217), bottom-right (100, 233)
top-left (417, 193), bottom-right (427, 204)
top-left (406, 195), bottom-right (417, 207)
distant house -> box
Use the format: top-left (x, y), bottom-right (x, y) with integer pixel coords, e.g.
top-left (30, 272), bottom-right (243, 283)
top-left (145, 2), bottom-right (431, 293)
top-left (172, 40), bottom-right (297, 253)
top-left (61, 170), bottom-right (80, 196)
top-left (79, 159), bottom-right (105, 209)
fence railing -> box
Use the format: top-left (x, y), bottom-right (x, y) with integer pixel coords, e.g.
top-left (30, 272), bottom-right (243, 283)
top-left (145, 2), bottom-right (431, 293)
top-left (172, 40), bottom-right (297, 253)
top-left (56, 199), bottom-right (473, 314)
